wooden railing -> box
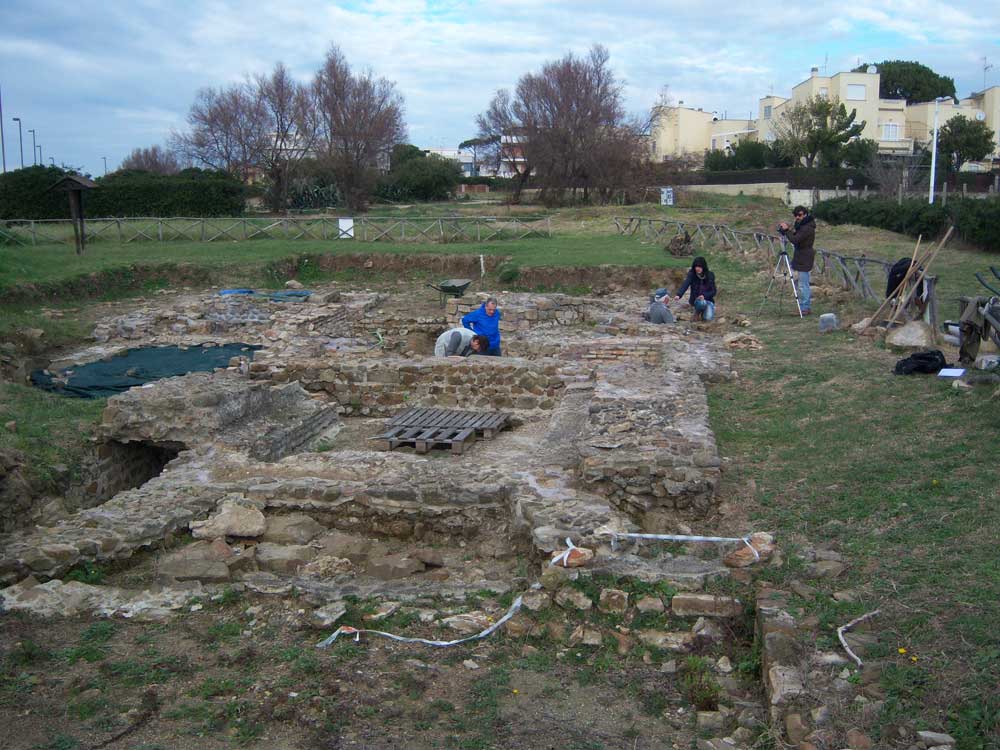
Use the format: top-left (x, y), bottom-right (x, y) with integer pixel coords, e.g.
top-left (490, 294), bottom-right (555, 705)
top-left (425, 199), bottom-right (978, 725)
top-left (0, 215), bottom-right (551, 246)
top-left (613, 216), bottom-right (938, 327)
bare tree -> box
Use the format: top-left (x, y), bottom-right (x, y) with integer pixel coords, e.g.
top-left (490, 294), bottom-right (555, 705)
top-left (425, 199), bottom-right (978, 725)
top-left (475, 89), bottom-right (519, 186)
top-left (255, 62), bottom-right (318, 211)
top-left (171, 83), bottom-right (268, 182)
top-left (477, 45), bottom-right (647, 205)
top-left (120, 144), bottom-right (181, 174)
top-left (313, 45), bottom-right (406, 211)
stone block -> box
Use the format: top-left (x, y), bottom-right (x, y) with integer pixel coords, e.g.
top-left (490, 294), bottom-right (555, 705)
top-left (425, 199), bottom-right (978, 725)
top-left (637, 630), bottom-right (694, 652)
top-left (366, 554), bottom-right (425, 580)
top-left (598, 588), bottom-right (629, 613)
top-left (254, 543), bottom-right (316, 574)
top-left (261, 514), bottom-right (325, 545)
top-left (191, 501), bottom-right (266, 539)
top-left (672, 593), bottom-right (742, 617)
top-left (158, 559), bottom-right (231, 583)
top-left (555, 586), bottom-right (593, 610)
top-left (767, 665), bottom-right (804, 705)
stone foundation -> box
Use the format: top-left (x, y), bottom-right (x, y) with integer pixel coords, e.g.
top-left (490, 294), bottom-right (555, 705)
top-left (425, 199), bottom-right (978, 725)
top-left (580, 368), bottom-right (721, 526)
top-left (266, 356), bottom-right (581, 416)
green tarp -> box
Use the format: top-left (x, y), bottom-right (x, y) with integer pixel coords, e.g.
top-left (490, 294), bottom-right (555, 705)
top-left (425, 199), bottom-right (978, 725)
top-left (30, 343), bottom-right (260, 399)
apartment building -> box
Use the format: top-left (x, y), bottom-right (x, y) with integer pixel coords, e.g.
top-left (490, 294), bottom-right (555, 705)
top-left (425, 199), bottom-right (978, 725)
top-left (650, 103), bottom-right (755, 160)
top-left (651, 67), bottom-right (1000, 166)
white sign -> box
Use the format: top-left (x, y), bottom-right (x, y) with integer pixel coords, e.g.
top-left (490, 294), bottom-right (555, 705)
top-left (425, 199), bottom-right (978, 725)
top-left (337, 218), bottom-right (355, 239)
top-left (660, 187), bottom-right (674, 206)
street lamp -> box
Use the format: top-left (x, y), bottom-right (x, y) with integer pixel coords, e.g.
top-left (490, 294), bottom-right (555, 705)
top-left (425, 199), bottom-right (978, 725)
top-left (0, 85), bottom-right (6, 173)
top-left (102, 156), bottom-right (107, 175)
top-left (37, 144), bottom-right (42, 164)
top-left (929, 96), bottom-right (952, 205)
top-left (28, 129), bottom-right (36, 165)
top-left (12, 116), bottom-right (23, 168)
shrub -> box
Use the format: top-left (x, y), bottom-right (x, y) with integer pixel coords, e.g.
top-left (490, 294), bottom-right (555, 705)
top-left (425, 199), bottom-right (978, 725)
top-left (0, 166), bottom-right (246, 220)
top-left (813, 196), bottom-right (999, 252)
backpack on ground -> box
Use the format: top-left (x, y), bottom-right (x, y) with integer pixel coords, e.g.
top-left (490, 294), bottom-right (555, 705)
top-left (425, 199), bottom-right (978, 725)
top-left (893, 349), bottom-right (946, 375)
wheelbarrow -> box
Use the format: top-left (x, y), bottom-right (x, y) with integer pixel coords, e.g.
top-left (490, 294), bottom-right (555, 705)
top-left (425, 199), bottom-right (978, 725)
top-left (428, 278), bottom-right (473, 308)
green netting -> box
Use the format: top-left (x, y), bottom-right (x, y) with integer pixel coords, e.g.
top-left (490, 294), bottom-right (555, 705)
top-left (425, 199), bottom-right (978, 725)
top-left (30, 343), bottom-right (261, 399)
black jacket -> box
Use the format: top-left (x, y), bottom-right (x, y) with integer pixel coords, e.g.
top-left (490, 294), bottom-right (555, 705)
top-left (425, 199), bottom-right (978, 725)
top-left (676, 257), bottom-right (716, 303)
top-left (786, 214), bottom-right (816, 272)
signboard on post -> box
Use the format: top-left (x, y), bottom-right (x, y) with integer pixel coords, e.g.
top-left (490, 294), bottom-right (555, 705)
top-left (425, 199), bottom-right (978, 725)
top-left (660, 187), bottom-right (674, 206)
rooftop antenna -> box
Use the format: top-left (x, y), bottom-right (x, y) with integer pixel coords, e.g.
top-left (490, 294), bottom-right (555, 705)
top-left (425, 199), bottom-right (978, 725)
top-left (984, 57), bottom-right (994, 90)
top-left (823, 53), bottom-right (829, 74)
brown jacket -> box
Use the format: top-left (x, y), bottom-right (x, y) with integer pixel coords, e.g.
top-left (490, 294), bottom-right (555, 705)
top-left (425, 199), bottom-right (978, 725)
top-left (786, 214), bottom-right (816, 272)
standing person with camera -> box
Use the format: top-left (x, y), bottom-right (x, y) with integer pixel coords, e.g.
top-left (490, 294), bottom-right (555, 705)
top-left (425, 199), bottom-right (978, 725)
top-left (778, 206), bottom-right (816, 315)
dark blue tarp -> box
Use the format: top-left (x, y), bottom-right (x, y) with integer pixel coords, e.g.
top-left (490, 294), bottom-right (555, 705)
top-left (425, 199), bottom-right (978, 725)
top-left (30, 343), bottom-right (261, 399)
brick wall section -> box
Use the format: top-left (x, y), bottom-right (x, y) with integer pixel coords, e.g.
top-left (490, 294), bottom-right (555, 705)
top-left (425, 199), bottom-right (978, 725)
top-left (579, 369), bottom-right (721, 526)
top-left (68, 441), bottom-right (180, 510)
top-left (446, 294), bottom-right (588, 333)
top-left (507, 337), bottom-right (664, 366)
top-left (263, 356), bottom-right (582, 416)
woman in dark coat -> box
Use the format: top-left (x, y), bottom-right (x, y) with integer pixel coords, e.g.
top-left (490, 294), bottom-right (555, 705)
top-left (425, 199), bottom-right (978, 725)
top-left (674, 256), bottom-right (717, 321)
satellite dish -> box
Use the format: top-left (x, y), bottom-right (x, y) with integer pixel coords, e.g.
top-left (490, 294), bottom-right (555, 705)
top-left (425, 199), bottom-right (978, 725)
top-left (976, 111), bottom-right (986, 121)
top-left (866, 65), bottom-right (877, 74)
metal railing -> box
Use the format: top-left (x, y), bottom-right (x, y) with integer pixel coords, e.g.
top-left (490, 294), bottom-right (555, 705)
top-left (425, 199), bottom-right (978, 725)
top-left (0, 215), bottom-right (551, 246)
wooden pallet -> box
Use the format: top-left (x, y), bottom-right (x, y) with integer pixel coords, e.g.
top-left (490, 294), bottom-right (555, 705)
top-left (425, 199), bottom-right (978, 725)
top-left (372, 407), bottom-right (510, 454)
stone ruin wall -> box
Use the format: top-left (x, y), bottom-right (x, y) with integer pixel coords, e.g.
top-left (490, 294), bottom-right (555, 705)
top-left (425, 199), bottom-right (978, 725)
top-left (446, 294), bottom-right (589, 332)
top-left (261, 356), bottom-right (581, 416)
top-left (68, 441), bottom-right (180, 511)
top-left (579, 372), bottom-right (722, 528)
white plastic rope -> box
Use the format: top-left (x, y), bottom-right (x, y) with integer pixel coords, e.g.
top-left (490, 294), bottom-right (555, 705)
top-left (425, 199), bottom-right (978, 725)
top-left (600, 531), bottom-right (760, 560)
top-left (549, 537), bottom-right (579, 567)
top-left (315, 595), bottom-right (523, 649)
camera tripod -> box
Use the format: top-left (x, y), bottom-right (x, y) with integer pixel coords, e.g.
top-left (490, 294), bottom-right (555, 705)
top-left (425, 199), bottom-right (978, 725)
top-left (758, 242), bottom-right (803, 318)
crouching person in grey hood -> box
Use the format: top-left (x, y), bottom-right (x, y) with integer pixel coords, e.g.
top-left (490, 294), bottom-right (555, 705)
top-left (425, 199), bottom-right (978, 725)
top-left (647, 288), bottom-right (675, 324)
top-left (434, 328), bottom-right (489, 357)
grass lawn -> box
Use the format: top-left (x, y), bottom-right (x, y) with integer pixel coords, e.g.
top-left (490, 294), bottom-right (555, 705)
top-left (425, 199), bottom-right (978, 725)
top-left (1, 194), bottom-right (998, 747)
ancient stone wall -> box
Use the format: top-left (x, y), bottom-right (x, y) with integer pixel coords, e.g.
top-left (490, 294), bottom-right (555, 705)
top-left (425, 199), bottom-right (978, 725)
top-left (68, 441), bottom-right (180, 511)
top-left (446, 294), bottom-right (589, 333)
top-left (507, 337), bottom-right (664, 366)
top-left (265, 356), bottom-right (581, 416)
top-left (579, 369), bottom-right (721, 528)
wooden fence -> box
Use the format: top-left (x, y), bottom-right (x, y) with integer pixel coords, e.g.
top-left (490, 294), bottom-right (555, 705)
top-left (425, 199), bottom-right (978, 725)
top-left (613, 216), bottom-right (939, 328)
top-left (0, 215), bottom-right (551, 246)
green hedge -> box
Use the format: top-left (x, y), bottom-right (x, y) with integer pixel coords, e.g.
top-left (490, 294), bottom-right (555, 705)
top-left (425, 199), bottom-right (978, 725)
top-left (813, 196), bottom-right (1000, 252)
top-left (0, 166), bottom-right (246, 220)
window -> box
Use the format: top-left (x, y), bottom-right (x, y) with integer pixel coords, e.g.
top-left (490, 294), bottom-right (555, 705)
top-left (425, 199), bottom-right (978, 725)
top-left (711, 138), bottom-right (717, 150)
top-left (763, 105), bottom-right (772, 119)
top-left (819, 87), bottom-right (828, 98)
top-left (847, 84), bottom-right (866, 101)
top-left (882, 123), bottom-right (900, 141)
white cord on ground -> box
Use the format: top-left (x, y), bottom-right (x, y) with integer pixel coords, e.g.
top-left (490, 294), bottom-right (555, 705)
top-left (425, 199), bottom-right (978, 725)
top-left (600, 531), bottom-right (760, 560)
top-left (549, 537), bottom-right (579, 567)
top-left (315, 595), bottom-right (523, 649)
top-left (837, 609), bottom-right (881, 667)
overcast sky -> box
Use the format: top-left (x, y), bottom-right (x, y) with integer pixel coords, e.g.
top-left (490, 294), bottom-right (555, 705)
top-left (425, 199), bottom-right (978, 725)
top-left (1, 0), bottom-right (998, 177)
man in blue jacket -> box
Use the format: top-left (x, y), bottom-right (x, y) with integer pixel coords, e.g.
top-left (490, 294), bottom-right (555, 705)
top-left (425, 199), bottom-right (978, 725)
top-left (461, 297), bottom-right (502, 355)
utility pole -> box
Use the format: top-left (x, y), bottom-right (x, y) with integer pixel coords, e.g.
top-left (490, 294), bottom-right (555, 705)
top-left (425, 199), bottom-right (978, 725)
top-left (28, 129), bottom-right (36, 165)
top-left (102, 156), bottom-right (107, 175)
top-left (12, 116), bottom-right (23, 168)
top-left (37, 144), bottom-right (41, 164)
top-left (0, 85), bottom-right (6, 173)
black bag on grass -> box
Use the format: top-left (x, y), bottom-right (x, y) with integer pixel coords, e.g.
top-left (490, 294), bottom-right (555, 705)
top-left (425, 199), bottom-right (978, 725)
top-left (893, 349), bottom-right (946, 375)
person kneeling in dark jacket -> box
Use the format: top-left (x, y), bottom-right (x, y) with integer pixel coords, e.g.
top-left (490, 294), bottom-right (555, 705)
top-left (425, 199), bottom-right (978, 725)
top-left (674, 256), bottom-right (717, 321)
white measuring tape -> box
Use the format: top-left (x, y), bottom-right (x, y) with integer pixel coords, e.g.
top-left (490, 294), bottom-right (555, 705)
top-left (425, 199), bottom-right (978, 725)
top-left (315, 595), bottom-right (523, 649)
top-left (599, 531), bottom-right (760, 560)
top-left (548, 537), bottom-right (581, 567)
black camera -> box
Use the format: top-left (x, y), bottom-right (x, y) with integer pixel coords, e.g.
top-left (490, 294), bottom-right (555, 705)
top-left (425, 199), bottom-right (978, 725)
top-left (776, 223), bottom-right (787, 235)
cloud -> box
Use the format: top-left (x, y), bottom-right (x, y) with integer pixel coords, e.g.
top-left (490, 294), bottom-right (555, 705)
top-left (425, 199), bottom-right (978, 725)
top-left (1, 0), bottom-right (998, 176)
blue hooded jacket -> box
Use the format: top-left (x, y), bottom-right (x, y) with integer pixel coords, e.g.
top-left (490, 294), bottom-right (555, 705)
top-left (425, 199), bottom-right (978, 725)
top-left (461, 303), bottom-right (502, 350)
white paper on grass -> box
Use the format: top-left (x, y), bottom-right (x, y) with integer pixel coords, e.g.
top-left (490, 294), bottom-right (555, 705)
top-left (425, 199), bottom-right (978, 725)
top-left (937, 368), bottom-right (965, 377)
